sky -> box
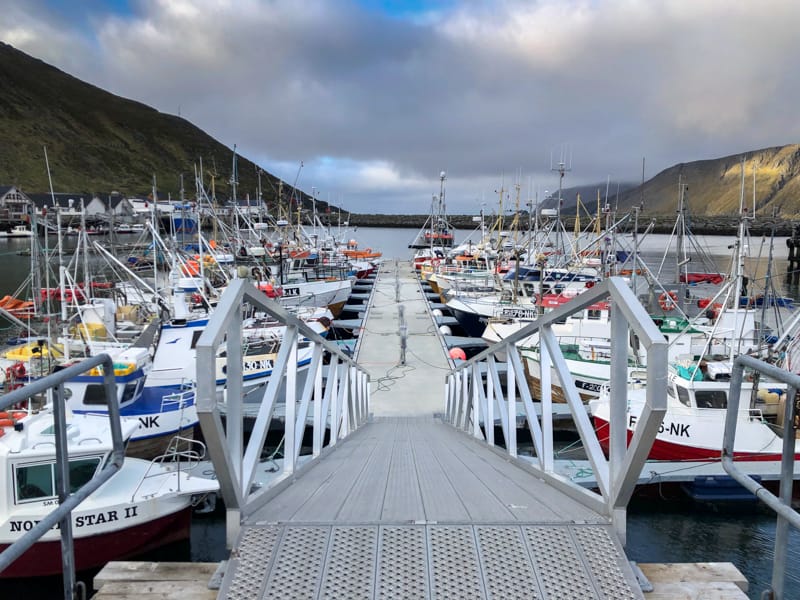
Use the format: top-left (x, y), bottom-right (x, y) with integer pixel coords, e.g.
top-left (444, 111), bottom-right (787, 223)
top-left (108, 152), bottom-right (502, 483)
top-left (2, 0), bottom-right (799, 214)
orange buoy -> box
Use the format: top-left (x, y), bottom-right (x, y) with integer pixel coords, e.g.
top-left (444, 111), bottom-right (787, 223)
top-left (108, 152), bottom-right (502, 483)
top-left (449, 347), bottom-right (467, 360)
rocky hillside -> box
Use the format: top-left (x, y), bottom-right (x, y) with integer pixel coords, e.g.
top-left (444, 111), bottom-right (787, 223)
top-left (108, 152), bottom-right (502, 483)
top-left (0, 42), bottom-right (314, 208)
top-left (614, 145), bottom-right (800, 217)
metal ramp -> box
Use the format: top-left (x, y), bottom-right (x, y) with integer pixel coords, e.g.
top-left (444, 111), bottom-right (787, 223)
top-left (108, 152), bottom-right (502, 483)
top-left (198, 267), bottom-right (667, 599)
top-left (219, 417), bottom-right (643, 599)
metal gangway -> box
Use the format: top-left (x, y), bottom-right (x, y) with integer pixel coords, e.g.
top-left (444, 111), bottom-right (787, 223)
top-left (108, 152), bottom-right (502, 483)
top-left (195, 267), bottom-right (671, 599)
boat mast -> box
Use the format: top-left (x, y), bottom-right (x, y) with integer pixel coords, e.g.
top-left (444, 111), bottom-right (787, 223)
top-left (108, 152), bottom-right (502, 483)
top-left (552, 151), bottom-right (570, 264)
top-left (676, 177), bottom-right (688, 308)
top-left (730, 157), bottom-right (749, 361)
top-left (151, 175), bottom-right (159, 293)
top-left (43, 146), bottom-right (56, 339)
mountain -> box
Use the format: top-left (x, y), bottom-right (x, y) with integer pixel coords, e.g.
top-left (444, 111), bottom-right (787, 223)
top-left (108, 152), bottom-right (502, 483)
top-left (0, 42), bottom-right (313, 209)
top-left (614, 145), bottom-right (800, 217)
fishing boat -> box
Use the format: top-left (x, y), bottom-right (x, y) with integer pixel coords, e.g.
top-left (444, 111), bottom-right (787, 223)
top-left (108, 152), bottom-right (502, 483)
top-left (0, 226), bottom-right (33, 240)
top-left (0, 408), bottom-right (218, 578)
top-left (589, 361), bottom-right (796, 461)
top-left (447, 267), bottom-right (602, 338)
top-left (409, 171), bottom-right (455, 250)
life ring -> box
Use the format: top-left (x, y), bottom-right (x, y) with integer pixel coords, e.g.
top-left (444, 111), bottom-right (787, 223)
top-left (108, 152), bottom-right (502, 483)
top-left (431, 259), bottom-right (441, 268)
top-left (658, 291), bottom-right (678, 311)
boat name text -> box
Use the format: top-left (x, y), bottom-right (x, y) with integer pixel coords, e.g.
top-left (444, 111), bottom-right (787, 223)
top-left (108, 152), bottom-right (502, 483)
top-left (9, 506), bottom-right (139, 532)
top-left (629, 415), bottom-right (691, 437)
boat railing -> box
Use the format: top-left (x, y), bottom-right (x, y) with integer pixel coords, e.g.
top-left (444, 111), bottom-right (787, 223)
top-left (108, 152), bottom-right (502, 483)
top-left (0, 354), bottom-right (124, 599)
top-left (195, 278), bottom-right (370, 548)
top-left (131, 435), bottom-right (208, 500)
top-left (723, 354), bottom-right (800, 599)
top-left (159, 386), bottom-right (195, 412)
top-left (444, 276), bottom-right (668, 546)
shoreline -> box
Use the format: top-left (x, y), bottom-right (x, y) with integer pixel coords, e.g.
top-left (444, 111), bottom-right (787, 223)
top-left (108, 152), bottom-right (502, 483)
top-left (346, 214), bottom-right (794, 236)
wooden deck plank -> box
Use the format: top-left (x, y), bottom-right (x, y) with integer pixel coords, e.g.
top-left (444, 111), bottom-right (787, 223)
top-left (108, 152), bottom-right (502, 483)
top-left (94, 562), bottom-right (218, 584)
top-left (639, 562), bottom-right (748, 592)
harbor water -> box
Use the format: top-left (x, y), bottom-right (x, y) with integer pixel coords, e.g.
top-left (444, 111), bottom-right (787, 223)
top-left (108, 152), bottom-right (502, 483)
top-left (0, 226), bottom-right (798, 598)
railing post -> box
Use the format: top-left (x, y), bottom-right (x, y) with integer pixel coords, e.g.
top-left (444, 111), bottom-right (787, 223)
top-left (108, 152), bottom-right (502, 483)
top-left (472, 363), bottom-right (481, 439)
top-left (453, 370), bottom-right (464, 428)
top-left (540, 330), bottom-right (553, 471)
top-left (227, 306), bottom-right (244, 486)
top-left (506, 353), bottom-right (517, 458)
top-left (340, 364), bottom-right (351, 438)
top-left (486, 361), bottom-right (495, 446)
top-left (284, 327), bottom-right (298, 474)
top-left (444, 375), bottom-right (453, 423)
top-left (313, 344), bottom-right (323, 457)
top-left (461, 369), bottom-right (472, 432)
top-left (609, 303), bottom-right (629, 541)
top-left (52, 383), bottom-right (76, 599)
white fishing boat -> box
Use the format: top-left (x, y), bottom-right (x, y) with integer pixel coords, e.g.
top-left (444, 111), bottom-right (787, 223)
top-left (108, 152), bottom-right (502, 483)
top-left (589, 361), bottom-right (796, 461)
top-left (0, 225), bottom-right (33, 239)
top-left (0, 408), bottom-right (218, 578)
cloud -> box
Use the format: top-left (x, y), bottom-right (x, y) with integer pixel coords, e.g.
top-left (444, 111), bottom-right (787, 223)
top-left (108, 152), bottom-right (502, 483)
top-left (2, 0), bottom-right (800, 213)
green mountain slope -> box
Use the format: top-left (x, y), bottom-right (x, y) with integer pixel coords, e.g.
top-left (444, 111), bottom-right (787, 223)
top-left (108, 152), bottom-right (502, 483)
top-left (615, 145), bottom-right (800, 217)
top-left (0, 42), bottom-right (300, 206)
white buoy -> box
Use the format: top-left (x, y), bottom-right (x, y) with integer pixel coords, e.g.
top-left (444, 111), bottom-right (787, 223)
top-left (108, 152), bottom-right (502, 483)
top-left (432, 309), bottom-right (443, 317)
top-left (439, 325), bottom-right (452, 336)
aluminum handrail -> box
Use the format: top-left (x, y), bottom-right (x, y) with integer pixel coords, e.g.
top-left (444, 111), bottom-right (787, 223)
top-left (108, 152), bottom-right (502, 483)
top-left (195, 278), bottom-right (370, 547)
top-left (444, 276), bottom-right (668, 545)
top-left (0, 354), bottom-right (124, 600)
top-left (723, 354), bottom-right (800, 600)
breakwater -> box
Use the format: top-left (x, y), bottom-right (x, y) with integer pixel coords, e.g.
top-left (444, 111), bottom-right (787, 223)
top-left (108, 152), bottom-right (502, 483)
top-left (347, 213), bottom-right (794, 236)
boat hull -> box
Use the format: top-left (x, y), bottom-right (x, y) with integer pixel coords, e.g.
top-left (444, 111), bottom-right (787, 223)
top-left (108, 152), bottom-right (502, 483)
top-left (0, 507), bottom-right (191, 578)
top-left (591, 414), bottom-right (800, 462)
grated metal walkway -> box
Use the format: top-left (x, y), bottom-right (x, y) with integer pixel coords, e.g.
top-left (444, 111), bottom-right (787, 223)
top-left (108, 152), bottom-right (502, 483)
top-left (219, 418), bottom-right (643, 599)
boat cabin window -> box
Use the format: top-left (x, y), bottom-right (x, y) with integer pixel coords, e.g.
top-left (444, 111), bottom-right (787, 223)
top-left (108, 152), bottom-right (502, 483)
top-left (14, 456), bottom-right (102, 502)
top-left (190, 330), bottom-right (203, 349)
top-left (83, 381), bottom-right (139, 405)
top-left (587, 309), bottom-right (602, 321)
top-left (676, 386), bottom-right (691, 407)
top-left (695, 390), bottom-right (727, 409)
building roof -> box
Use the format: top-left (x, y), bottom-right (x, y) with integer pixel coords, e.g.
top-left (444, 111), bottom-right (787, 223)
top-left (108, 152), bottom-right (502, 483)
top-left (28, 192), bottom-right (92, 209)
